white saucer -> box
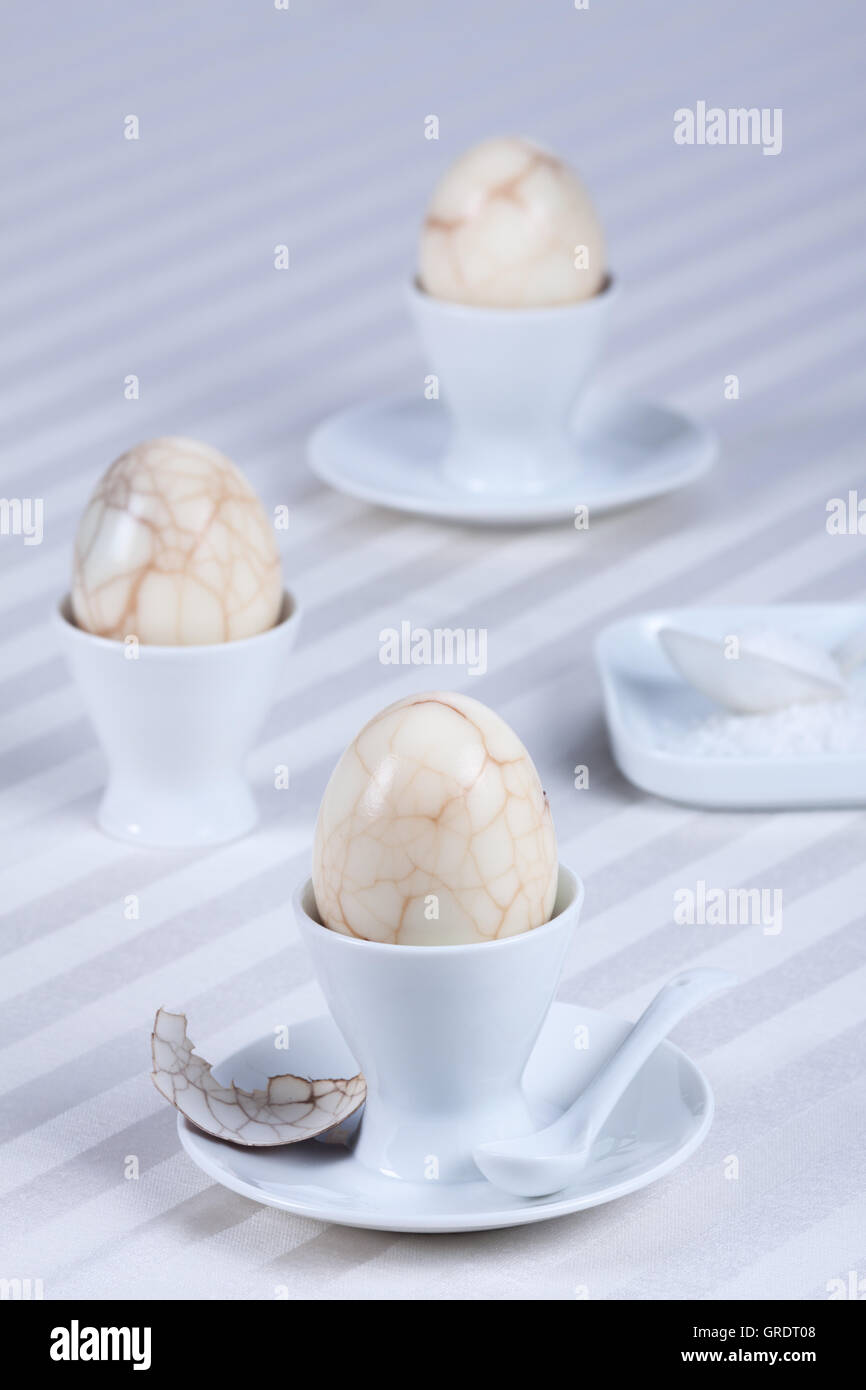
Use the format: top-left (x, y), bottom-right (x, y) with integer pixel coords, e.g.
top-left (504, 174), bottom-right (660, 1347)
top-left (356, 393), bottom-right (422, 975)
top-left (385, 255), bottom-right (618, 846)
top-left (307, 391), bottom-right (715, 525)
top-left (596, 604), bottom-right (866, 809)
top-left (178, 1002), bottom-right (713, 1234)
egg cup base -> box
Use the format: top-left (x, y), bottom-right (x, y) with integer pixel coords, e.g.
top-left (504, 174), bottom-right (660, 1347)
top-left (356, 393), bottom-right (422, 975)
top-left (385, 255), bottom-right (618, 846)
top-left (96, 780), bottom-right (258, 849)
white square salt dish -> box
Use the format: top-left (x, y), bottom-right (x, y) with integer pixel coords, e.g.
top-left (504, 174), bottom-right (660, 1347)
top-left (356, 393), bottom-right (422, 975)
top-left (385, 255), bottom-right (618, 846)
top-left (595, 605), bottom-right (866, 809)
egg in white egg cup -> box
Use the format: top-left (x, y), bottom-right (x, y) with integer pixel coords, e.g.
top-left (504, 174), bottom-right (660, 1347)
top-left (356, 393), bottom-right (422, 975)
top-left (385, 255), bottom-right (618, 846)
top-left (294, 865), bottom-right (584, 1184)
top-left (408, 277), bottom-right (616, 495)
top-left (55, 591), bottom-right (300, 848)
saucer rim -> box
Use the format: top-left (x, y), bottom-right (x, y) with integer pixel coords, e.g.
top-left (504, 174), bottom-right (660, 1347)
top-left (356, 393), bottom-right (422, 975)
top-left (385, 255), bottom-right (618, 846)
top-left (177, 1002), bottom-right (715, 1234)
top-left (307, 390), bottom-right (716, 525)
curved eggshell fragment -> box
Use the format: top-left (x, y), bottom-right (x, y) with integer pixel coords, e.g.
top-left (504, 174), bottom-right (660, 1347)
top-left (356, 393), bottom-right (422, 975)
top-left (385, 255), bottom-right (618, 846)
top-left (151, 1009), bottom-right (366, 1146)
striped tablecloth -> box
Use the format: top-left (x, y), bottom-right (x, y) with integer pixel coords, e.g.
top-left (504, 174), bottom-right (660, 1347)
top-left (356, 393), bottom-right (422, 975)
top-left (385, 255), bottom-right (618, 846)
top-left (1, 0), bottom-right (864, 1300)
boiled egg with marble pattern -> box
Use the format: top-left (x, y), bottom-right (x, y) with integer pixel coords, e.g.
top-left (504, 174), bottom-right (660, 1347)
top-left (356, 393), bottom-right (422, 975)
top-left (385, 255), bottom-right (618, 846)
top-left (313, 691), bottom-right (558, 946)
top-left (71, 436), bottom-right (282, 645)
top-left (418, 135), bottom-right (606, 308)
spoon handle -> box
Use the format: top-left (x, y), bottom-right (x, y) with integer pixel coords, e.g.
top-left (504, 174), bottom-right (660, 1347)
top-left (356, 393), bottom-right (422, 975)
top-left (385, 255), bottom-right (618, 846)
top-left (832, 624), bottom-right (866, 675)
top-left (555, 968), bottom-right (736, 1150)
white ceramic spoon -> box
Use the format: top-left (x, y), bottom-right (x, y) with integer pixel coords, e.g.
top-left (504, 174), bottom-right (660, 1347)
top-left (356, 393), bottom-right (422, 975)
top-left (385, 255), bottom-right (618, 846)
top-left (473, 967), bottom-right (735, 1198)
top-left (657, 623), bottom-right (866, 714)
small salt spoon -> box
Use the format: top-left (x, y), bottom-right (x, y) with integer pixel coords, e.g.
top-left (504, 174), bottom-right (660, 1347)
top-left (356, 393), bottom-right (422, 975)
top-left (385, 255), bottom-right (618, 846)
top-left (473, 967), bottom-right (735, 1198)
top-left (658, 623), bottom-right (866, 714)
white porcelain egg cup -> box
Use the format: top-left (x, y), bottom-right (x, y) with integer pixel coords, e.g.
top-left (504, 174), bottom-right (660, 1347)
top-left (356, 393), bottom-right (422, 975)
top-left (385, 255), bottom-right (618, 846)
top-left (408, 277), bottom-right (616, 495)
top-left (294, 865), bottom-right (583, 1185)
top-left (55, 591), bottom-right (300, 848)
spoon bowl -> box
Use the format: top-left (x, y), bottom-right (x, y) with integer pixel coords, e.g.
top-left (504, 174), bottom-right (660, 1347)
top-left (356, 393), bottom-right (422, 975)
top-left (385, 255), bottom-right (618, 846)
top-left (473, 967), bottom-right (736, 1197)
top-left (658, 625), bottom-right (847, 714)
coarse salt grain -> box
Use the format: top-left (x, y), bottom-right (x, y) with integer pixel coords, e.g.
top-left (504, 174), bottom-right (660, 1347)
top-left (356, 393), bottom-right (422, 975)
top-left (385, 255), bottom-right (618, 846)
top-left (658, 695), bottom-right (866, 759)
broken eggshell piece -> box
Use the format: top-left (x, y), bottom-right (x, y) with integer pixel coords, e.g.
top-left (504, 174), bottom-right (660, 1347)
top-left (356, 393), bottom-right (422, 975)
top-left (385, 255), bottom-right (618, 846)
top-left (151, 1008), bottom-right (366, 1146)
